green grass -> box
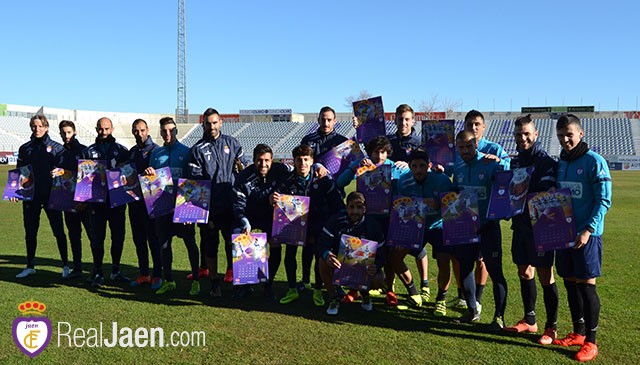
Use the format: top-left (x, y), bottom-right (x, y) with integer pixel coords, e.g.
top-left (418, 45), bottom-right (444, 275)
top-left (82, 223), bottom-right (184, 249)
top-left (1, 165), bottom-right (639, 364)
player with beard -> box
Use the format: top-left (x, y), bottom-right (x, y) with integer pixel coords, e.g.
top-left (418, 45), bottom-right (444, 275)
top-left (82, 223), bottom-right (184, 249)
top-left (318, 192), bottom-right (386, 315)
top-left (452, 130), bottom-right (507, 330)
top-left (188, 108), bottom-right (247, 297)
top-left (128, 119), bottom-right (162, 290)
top-left (232, 144), bottom-right (290, 301)
top-left (81, 117), bottom-right (130, 288)
top-left (56, 120), bottom-right (92, 279)
top-left (503, 114), bottom-right (559, 345)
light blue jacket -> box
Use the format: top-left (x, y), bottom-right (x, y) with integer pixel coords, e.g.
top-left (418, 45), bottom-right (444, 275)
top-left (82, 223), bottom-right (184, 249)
top-left (336, 158), bottom-right (408, 192)
top-left (557, 150), bottom-right (612, 236)
top-left (453, 151), bottom-right (504, 224)
top-left (396, 171), bottom-right (452, 230)
top-left (149, 141), bottom-right (191, 185)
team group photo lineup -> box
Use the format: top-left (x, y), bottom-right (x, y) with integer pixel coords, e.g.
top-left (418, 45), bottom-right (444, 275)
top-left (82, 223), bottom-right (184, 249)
top-left (8, 102), bottom-right (611, 362)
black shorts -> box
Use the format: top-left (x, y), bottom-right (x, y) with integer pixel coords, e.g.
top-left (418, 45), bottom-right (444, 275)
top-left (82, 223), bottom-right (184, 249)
top-left (511, 228), bottom-right (554, 268)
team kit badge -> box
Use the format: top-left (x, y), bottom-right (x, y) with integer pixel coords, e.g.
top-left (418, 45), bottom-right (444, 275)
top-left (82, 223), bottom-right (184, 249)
top-left (12, 300), bottom-right (52, 358)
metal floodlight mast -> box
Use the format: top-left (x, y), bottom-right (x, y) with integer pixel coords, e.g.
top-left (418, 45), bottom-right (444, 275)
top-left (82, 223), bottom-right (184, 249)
top-left (176, 0), bottom-right (188, 123)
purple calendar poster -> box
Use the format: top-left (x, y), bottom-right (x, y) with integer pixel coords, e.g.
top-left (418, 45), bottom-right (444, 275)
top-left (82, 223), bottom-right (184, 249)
top-left (107, 163), bottom-right (143, 208)
top-left (3, 165), bottom-right (34, 201)
top-left (441, 190), bottom-right (481, 245)
top-left (333, 235), bottom-right (378, 290)
top-left (48, 168), bottom-right (77, 212)
top-left (356, 164), bottom-right (392, 214)
top-left (139, 167), bottom-right (175, 218)
top-left (387, 196), bottom-right (430, 250)
top-left (421, 120), bottom-right (455, 168)
top-left (232, 233), bottom-right (269, 285)
top-left (353, 96), bottom-right (385, 144)
top-left (487, 167), bottom-right (535, 219)
top-left (74, 160), bottom-right (107, 203)
top-left (173, 179), bottom-right (211, 224)
top-left (317, 139), bottom-right (365, 178)
top-left (271, 195), bottom-right (310, 246)
top-left (528, 189), bottom-right (576, 252)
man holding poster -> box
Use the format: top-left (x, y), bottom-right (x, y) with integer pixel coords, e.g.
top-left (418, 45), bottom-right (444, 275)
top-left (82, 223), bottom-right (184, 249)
top-left (503, 115), bottom-right (560, 345)
top-left (232, 144), bottom-right (290, 301)
top-left (188, 108), bottom-right (246, 297)
top-left (81, 117), bottom-right (130, 288)
top-left (337, 136), bottom-right (422, 307)
top-left (352, 103), bottom-right (421, 169)
top-left (301, 106), bottom-right (348, 166)
top-left (128, 119), bottom-right (161, 290)
top-left (146, 117), bottom-right (200, 296)
top-left (318, 192), bottom-right (385, 315)
top-left (355, 104), bottom-right (430, 302)
top-left (396, 149), bottom-right (452, 317)
top-left (451, 110), bottom-right (512, 312)
top-left (553, 115), bottom-right (612, 362)
top-left (452, 131), bottom-right (507, 328)
top-left (56, 120), bottom-right (92, 279)
top-left (13, 115), bottom-right (68, 279)
top-left (274, 144), bottom-right (344, 306)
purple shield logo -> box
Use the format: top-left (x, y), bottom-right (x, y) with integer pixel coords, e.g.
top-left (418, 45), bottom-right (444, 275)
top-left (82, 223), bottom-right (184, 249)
top-left (12, 317), bottom-right (52, 358)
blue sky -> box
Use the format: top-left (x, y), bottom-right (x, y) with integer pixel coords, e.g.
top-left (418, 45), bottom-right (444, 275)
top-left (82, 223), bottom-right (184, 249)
top-left (2, 1), bottom-right (639, 114)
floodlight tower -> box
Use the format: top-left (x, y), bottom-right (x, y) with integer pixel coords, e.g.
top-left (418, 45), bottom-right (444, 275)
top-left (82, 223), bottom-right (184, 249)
top-left (176, 0), bottom-right (188, 123)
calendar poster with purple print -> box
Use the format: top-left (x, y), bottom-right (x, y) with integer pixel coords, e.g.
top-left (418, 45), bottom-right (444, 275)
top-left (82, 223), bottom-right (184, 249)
top-left (387, 196), bottom-right (429, 250)
top-left (48, 168), bottom-right (77, 212)
top-left (356, 164), bottom-right (392, 214)
top-left (333, 235), bottom-right (378, 290)
top-left (3, 165), bottom-right (34, 201)
top-left (232, 233), bottom-right (269, 285)
top-left (317, 139), bottom-right (365, 178)
top-left (441, 190), bottom-right (480, 245)
top-left (139, 167), bottom-right (174, 218)
top-left (173, 179), bottom-right (211, 224)
top-left (421, 120), bottom-right (455, 168)
top-left (271, 195), bottom-right (310, 246)
top-left (107, 163), bottom-right (143, 208)
top-left (353, 96), bottom-right (385, 144)
top-left (528, 189), bottom-right (576, 252)
top-left (487, 167), bottom-right (534, 219)
top-left (74, 160), bottom-right (107, 203)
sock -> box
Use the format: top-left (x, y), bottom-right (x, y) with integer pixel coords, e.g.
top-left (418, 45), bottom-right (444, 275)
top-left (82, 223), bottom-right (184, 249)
top-left (461, 268), bottom-right (477, 311)
top-left (457, 288), bottom-right (466, 301)
top-left (542, 282), bottom-right (559, 329)
top-left (564, 280), bottom-right (586, 335)
top-left (421, 279), bottom-right (429, 289)
top-left (578, 283), bottom-right (600, 344)
top-left (476, 284), bottom-right (485, 303)
top-left (405, 282), bottom-right (419, 296)
top-left (436, 289), bottom-right (448, 302)
top-left (521, 278), bottom-right (537, 325)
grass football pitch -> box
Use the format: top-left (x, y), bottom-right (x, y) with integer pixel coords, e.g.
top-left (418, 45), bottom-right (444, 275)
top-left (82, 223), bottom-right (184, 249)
top-left (0, 165), bottom-right (638, 364)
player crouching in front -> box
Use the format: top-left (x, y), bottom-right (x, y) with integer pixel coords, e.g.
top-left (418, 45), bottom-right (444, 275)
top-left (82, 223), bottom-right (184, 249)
top-left (318, 192), bottom-right (386, 315)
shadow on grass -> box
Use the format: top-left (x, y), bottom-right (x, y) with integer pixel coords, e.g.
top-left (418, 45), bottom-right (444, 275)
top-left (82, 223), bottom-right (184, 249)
top-left (0, 254), bottom-right (576, 354)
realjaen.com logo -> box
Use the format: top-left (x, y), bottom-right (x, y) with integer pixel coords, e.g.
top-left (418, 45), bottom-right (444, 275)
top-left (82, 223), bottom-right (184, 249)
top-left (12, 300), bottom-right (52, 358)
